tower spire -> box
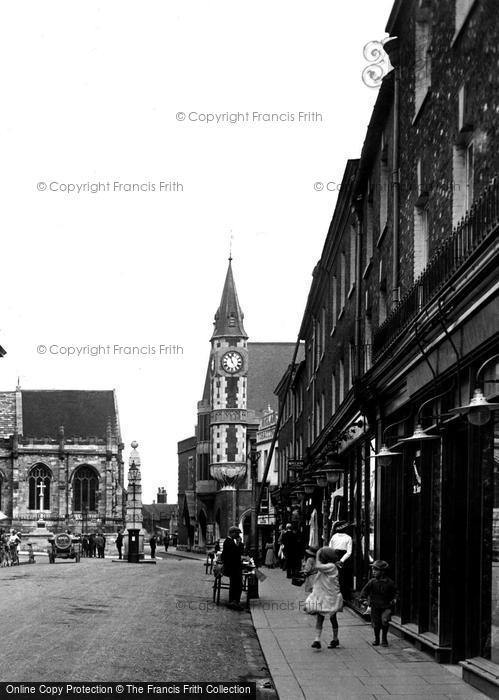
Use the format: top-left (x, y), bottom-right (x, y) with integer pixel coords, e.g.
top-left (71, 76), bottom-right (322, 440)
top-left (211, 258), bottom-right (248, 340)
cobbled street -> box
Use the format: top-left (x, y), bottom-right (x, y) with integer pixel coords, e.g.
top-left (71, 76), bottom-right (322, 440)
top-left (0, 554), bottom-right (271, 687)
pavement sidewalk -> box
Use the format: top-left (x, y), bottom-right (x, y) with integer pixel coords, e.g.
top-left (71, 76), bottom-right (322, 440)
top-left (250, 568), bottom-right (486, 700)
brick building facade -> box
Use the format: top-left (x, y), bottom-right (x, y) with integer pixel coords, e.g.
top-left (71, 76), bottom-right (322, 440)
top-left (273, 0), bottom-right (499, 693)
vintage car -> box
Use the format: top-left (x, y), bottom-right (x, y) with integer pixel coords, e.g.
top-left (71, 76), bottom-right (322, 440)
top-left (47, 532), bottom-right (82, 563)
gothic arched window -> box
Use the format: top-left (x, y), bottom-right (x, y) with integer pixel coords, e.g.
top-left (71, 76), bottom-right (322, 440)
top-left (73, 466), bottom-right (98, 512)
top-left (28, 465), bottom-right (51, 511)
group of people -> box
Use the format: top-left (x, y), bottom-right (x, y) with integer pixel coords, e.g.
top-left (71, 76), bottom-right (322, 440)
top-left (148, 532), bottom-right (170, 559)
top-left (265, 521), bottom-right (353, 597)
top-left (0, 528), bottom-right (22, 566)
top-left (302, 547), bottom-right (397, 650)
top-left (264, 521), bottom-right (398, 649)
top-left (81, 532), bottom-right (106, 558)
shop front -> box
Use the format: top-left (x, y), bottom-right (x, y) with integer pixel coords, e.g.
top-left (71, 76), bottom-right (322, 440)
top-left (376, 368), bottom-right (499, 696)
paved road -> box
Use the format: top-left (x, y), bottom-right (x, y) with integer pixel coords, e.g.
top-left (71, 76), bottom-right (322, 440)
top-left (0, 554), bottom-right (273, 691)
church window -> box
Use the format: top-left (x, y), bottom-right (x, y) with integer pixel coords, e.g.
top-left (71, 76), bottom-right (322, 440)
top-left (73, 466), bottom-right (99, 512)
top-left (28, 464), bottom-right (51, 511)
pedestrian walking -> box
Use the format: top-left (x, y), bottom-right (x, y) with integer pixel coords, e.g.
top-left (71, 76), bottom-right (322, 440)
top-left (115, 530), bottom-right (123, 560)
top-left (304, 546), bottom-right (343, 650)
top-left (264, 539), bottom-right (277, 568)
top-left (281, 524), bottom-right (301, 579)
top-left (221, 525), bottom-right (244, 610)
top-left (27, 542), bottom-right (35, 564)
top-left (277, 527), bottom-right (286, 570)
top-left (302, 545), bottom-right (318, 593)
top-left (360, 559), bottom-right (398, 647)
top-left (328, 521), bottom-right (353, 598)
top-left (95, 532), bottom-right (105, 558)
top-left (164, 531), bottom-right (170, 553)
top-left (149, 534), bottom-right (157, 558)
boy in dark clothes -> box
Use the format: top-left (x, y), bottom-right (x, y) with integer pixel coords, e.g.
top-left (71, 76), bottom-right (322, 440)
top-left (360, 559), bottom-right (398, 647)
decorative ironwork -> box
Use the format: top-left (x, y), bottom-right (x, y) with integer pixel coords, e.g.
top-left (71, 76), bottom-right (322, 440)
top-left (361, 39), bottom-right (392, 88)
top-left (373, 177), bottom-right (499, 358)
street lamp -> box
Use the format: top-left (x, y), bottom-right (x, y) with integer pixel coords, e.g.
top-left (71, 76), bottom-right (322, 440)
top-left (399, 424), bottom-right (440, 443)
top-left (324, 452), bottom-right (344, 484)
top-left (314, 472), bottom-right (328, 488)
top-left (449, 354), bottom-right (499, 426)
top-left (303, 483), bottom-right (316, 496)
top-left (373, 444), bottom-right (402, 467)
top-left (399, 388), bottom-right (451, 444)
top-left (373, 419), bottom-right (406, 466)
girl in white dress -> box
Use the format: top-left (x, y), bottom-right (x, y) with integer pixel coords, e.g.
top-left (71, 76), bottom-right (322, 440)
top-left (304, 546), bottom-right (343, 649)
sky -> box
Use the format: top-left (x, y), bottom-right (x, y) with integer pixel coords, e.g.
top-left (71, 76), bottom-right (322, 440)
top-left (0, 0), bottom-right (395, 503)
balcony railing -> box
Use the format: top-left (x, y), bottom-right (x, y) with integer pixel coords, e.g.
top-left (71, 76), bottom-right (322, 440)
top-left (373, 176), bottom-right (499, 358)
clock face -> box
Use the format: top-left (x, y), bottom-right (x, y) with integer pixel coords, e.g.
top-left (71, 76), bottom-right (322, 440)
top-left (221, 350), bottom-right (243, 374)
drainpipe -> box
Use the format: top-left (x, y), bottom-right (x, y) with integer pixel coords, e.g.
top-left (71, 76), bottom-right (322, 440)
top-left (385, 37), bottom-right (401, 306)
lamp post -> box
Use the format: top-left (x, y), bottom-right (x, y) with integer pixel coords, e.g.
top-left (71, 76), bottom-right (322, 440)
top-left (126, 441), bottom-right (144, 563)
top-left (250, 441), bottom-right (260, 564)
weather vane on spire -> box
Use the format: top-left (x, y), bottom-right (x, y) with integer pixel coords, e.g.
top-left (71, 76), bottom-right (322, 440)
top-left (229, 230), bottom-right (233, 262)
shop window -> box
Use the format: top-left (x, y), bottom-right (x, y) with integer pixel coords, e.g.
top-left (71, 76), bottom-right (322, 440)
top-left (483, 413), bottom-right (499, 662)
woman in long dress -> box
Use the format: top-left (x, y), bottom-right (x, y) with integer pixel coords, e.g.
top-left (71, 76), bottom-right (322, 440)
top-left (264, 539), bottom-right (277, 568)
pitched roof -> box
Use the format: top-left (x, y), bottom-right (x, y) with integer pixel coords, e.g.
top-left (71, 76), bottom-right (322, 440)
top-left (21, 390), bottom-right (119, 439)
top-left (142, 503), bottom-right (177, 518)
top-left (211, 259), bottom-right (248, 340)
top-left (247, 343), bottom-right (303, 416)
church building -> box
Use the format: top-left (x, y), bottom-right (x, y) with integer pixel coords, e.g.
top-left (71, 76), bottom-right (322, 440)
top-left (177, 259), bottom-right (296, 550)
top-left (0, 386), bottom-right (125, 533)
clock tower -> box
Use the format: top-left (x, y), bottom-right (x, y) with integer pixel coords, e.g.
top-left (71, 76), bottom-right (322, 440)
top-left (209, 258), bottom-right (249, 498)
